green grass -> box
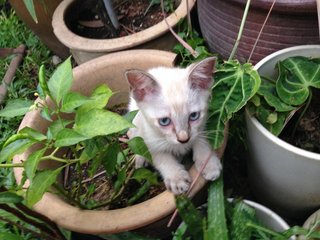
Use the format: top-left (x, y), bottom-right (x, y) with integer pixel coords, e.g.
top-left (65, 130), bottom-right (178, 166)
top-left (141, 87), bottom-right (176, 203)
top-left (0, 9), bottom-right (54, 148)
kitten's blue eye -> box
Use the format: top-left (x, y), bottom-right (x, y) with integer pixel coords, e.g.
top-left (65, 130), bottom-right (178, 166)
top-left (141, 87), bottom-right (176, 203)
top-left (158, 117), bottom-right (171, 126)
top-left (189, 112), bottom-right (200, 121)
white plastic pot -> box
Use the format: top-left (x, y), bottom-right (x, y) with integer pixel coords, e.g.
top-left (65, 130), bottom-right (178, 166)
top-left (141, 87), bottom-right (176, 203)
top-left (245, 45), bottom-right (320, 219)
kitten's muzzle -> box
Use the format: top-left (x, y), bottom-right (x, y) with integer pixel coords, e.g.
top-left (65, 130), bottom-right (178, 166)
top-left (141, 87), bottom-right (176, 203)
top-left (177, 130), bottom-right (190, 144)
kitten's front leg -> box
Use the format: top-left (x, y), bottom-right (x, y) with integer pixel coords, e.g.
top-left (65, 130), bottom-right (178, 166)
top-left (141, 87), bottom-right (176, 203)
top-left (193, 138), bottom-right (222, 180)
top-left (152, 152), bottom-right (191, 195)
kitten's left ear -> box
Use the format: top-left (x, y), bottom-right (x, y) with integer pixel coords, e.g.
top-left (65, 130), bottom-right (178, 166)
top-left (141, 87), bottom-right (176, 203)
top-left (188, 57), bottom-right (216, 90)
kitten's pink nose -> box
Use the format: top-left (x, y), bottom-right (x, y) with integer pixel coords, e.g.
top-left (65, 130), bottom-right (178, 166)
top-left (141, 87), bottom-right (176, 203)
top-left (177, 131), bottom-right (190, 144)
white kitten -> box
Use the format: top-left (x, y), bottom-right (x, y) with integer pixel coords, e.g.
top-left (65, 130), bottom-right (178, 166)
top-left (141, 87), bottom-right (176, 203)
top-left (125, 57), bottom-right (222, 195)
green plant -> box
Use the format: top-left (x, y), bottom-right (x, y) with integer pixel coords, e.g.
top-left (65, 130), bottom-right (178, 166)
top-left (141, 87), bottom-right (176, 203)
top-left (173, 177), bottom-right (320, 240)
top-left (0, 57), bottom-right (159, 210)
top-left (248, 56), bottom-right (320, 136)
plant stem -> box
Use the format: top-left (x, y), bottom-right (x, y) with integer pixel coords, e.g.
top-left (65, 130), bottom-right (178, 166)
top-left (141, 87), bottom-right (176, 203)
top-left (0, 163), bottom-right (24, 168)
top-left (247, 222), bottom-right (287, 239)
top-left (228, 0), bottom-right (251, 61)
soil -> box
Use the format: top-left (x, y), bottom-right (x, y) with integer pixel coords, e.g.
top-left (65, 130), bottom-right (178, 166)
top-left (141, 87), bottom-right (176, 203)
top-left (280, 90), bottom-right (320, 153)
top-left (66, 0), bottom-right (176, 39)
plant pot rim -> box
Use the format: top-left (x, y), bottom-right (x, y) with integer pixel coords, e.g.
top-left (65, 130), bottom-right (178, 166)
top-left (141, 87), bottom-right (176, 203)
top-left (246, 45), bottom-right (320, 161)
top-left (12, 49), bottom-right (227, 234)
top-left (52, 0), bottom-right (196, 52)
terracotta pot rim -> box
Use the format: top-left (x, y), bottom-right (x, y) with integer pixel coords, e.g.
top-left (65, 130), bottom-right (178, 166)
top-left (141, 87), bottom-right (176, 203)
top-left (52, 0), bottom-right (196, 52)
top-left (246, 45), bottom-right (320, 161)
top-left (13, 49), bottom-right (227, 234)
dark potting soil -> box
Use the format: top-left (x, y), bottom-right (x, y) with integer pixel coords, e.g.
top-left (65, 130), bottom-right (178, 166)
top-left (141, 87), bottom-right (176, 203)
top-left (66, 0), bottom-right (175, 39)
top-left (280, 90), bottom-right (320, 154)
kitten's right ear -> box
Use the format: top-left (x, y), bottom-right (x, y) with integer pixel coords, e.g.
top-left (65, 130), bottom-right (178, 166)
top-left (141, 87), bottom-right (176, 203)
top-left (125, 70), bottom-right (159, 102)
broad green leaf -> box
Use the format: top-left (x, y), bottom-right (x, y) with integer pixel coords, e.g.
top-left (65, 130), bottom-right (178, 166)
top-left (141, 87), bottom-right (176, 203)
top-left (176, 195), bottom-right (204, 240)
top-left (127, 181), bottom-right (151, 206)
top-left (101, 142), bottom-right (120, 175)
top-left (24, 147), bottom-right (47, 182)
top-left (208, 60), bottom-right (261, 148)
top-left (0, 233), bottom-right (24, 240)
top-left (230, 200), bottom-right (255, 240)
top-left (23, 0), bottom-right (37, 23)
top-left (47, 57), bottom-right (73, 105)
top-left (47, 119), bottom-right (73, 140)
top-left (124, 110), bottom-right (138, 123)
top-left (40, 106), bottom-right (52, 121)
top-left (19, 127), bottom-right (47, 141)
top-left (277, 57), bottom-right (320, 106)
top-left (61, 92), bottom-right (91, 113)
top-left (0, 138), bottom-right (36, 163)
top-left (128, 137), bottom-right (152, 162)
top-left (80, 139), bottom-right (100, 164)
top-left (131, 168), bottom-right (158, 185)
top-left (0, 99), bottom-right (33, 118)
top-left (205, 177), bottom-right (228, 240)
top-left (26, 167), bottom-right (63, 207)
top-left (258, 79), bottom-right (296, 112)
top-left (74, 109), bottom-right (133, 138)
top-left (78, 84), bottom-right (113, 112)
top-left (0, 191), bottom-right (23, 204)
top-left (114, 169), bottom-right (126, 192)
top-left (54, 128), bottom-right (89, 147)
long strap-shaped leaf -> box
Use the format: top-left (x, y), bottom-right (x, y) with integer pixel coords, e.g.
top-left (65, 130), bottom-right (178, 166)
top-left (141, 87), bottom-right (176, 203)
top-left (208, 60), bottom-right (261, 149)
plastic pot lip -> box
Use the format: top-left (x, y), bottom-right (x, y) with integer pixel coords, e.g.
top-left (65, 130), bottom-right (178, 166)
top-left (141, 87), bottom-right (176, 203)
top-left (52, 0), bottom-right (196, 52)
top-left (246, 45), bottom-right (320, 161)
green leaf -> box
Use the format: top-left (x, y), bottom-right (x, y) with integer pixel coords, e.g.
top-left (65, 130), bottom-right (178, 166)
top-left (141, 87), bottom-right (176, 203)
top-left (0, 191), bottom-right (23, 204)
top-left (127, 181), bottom-right (151, 205)
top-left (208, 60), bottom-right (261, 149)
top-left (47, 119), bottom-right (73, 140)
top-left (24, 147), bottom-right (47, 182)
top-left (176, 195), bottom-right (204, 240)
top-left (258, 79), bottom-right (296, 112)
top-left (0, 233), bottom-right (24, 240)
top-left (0, 99), bottom-right (33, 118)
top-left (80, 139), bottom-right (101, 164)
top-left (0, 138), bottom-right (36, 163)
top-left (74, 109), bottom-right (133, 138)
top-left (40, 105), bottom-right (53, 121)
top-left (128, 137), bottom-right (152, 162)
top-left (39, 64), bottom-right (51, 97)
top-left (114, 169), bottom-right (126, 192)
top-left (26, 167), bottom-right (63, 207)
top-left (61, 92), bottom-right (91, 113)
top-left (277, 57), bottom-right (320, 106)
top-left (102, 142), bottom-right (120, 175)
top-left (78, 84), bottom-right (113, 112)
top-left (19, 127), bottom-right (47, 141)
top-left (23, 0), bottom-right (37, 23)
top-left (230, 200), bottom-right (255, 240)
top-left (205, 177), bottom-right (228, 240)
top-left (131, 168), bottom-right (158, 185)
top-left (47, 57), bottom-right (73, 105)
top-left (54, 128), bottom-right (89, 147)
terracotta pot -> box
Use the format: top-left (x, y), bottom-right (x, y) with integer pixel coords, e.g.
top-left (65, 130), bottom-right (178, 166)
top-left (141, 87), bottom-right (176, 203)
top-left (245, 45), bottom-right (320, 220)
top-left (52, 0), bottom-right (196, 64)
top-left (9, 0), bottom-right (69, 58)
top-left (198, 0), bottom-right (320, 64)
top-left (13, 49), bottom-right (227, 237)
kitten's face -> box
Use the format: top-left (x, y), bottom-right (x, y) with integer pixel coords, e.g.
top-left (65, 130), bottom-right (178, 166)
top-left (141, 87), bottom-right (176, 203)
top-left (126, 57), bottom-right (216, 146)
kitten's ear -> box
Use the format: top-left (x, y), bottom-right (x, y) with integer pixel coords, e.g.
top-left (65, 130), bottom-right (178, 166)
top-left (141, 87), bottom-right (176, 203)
top-left (188, 57), bottom-right (216, 90)
top-left (125, 69), bottom-right (159, 102)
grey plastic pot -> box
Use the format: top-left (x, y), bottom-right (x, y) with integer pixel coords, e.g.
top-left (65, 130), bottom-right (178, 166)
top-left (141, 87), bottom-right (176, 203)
top-left (245, 45), bottom-right (320, 219)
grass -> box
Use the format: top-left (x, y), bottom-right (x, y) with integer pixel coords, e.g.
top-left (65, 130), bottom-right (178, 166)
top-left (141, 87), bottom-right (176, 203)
top-left (0, 8), bottom-right (54, 148)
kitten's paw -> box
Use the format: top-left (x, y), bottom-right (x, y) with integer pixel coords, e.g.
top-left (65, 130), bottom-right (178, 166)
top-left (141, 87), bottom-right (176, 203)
top-left (164, 170), bottom-right (191, 195)
top-left (196, 154), bottom-right (222, 181)
top-left (135, 155), bottom-right (148, 169)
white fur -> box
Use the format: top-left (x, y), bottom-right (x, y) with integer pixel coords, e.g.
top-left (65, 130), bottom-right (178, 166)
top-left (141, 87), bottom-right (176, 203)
top-left (127, 61), bottom-right (221, 195)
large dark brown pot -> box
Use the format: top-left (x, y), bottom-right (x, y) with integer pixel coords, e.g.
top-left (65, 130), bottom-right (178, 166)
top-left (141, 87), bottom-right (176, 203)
top-left (9, 0), bottom-right (69, 58)
top-left (198, 0), bottom-right (320, 64)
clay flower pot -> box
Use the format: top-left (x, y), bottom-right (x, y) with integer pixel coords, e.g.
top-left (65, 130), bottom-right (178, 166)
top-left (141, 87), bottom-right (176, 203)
top-left (245, 45), bottom-right (320, 219)
top-left (52, 0), bottom-right (196, 64)
top-left (198, 0), bottom-right (320, 64)
top-left (9, 0), bottom-right (69, 58)
top-left (13, 49), bottom-right (227, 237)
